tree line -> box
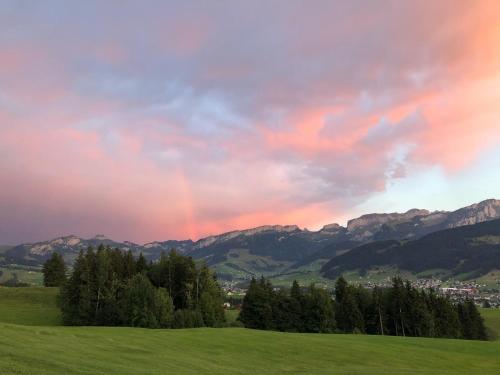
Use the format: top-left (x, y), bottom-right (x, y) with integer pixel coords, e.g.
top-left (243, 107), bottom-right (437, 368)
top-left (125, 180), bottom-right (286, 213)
top-left (239, 276), bottom-right (488, 340)
top-left (44, 246), bottom-right (226, 328)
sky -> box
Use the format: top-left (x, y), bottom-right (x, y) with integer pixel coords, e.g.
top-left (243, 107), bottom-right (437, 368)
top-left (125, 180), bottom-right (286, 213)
top-left (1, 1), bottom-right (500, 244)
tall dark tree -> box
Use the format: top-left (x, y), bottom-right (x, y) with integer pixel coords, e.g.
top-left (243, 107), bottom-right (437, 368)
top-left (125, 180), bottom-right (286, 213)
top-left (238, 277), bottom-right (274, 330)
top-left (136, 252), bottom-right (148, 274)
top-left (334, 276), bottom-right (364, 333)
top-left (387, 276), bottom-right (407, 336)
top-left (197, 263), bottom-right (225, 326)
top-left (125, 273), bottom-right (161, 328)
top-left (366, 286), bottom-right (386, 335)
top-left (402, 281), bottom-right (433, 337)
top-left (271, 290), bottom-right (303, 332)
top-left (149, 250), bottom-right (197, 310)
top-left (123, 250), bottom-right (136, 279)
top-left (458, 299), bottom-right (488, 340)
top-left (60, 249), bottom-right (90, 325)
top-left (288, 280), bottom-right (304, 331)
top-left (302, 284), bottom-right (336, 333)
top-left (42, 252), bottom-right (67, 287)
top-left (291, 280), bottom-right (302, 300)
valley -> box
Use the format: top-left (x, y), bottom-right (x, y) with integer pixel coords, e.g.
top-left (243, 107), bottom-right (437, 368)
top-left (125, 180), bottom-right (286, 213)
top-left (2, 199), bottom-right (500, 290)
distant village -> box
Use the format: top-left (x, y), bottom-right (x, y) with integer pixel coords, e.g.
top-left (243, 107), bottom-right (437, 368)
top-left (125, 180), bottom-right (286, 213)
top-left (221, 278), bottom-right (500, 309)
top-left (363, 278), bottom-right (500, 308)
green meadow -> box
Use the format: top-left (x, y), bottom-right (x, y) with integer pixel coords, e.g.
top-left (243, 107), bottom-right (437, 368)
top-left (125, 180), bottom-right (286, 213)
top-left (0, 287), bottom-right (499, 375)
top-left (0, 265), bottom-right (44, 286)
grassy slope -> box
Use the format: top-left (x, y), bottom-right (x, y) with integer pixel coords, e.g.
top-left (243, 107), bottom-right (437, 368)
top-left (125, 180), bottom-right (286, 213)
top-left (0, 287), bottom-right (61, 326)
top-left (0, 266), bottom-right (44, 286)
top-left (481, 308), bottom-right (500, 339)
top-left (0, 288), bottom-right (499, 375)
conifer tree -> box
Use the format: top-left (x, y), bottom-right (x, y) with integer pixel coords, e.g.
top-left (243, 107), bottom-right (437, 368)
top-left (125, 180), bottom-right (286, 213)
top-left (403, 281), bottom-right (433, 337)
top-left (126, 273), bottom-right (159, 328)
top-left (197, 263), bottom-right (225, 326)
top-left (60, 250), bottom-right (88, 325)
top-left (42, 252), bottom-right (67, 287)
top-left (334, 276), bottom-right (364, 333)
top-left (289, 280), bottom-right (304, 331)
top-left (302, 284), bottom-right (336, 333)
top-left (239, 277), bottom-right (273, 330)
top-left (458, 299), bottom-right (487, 340)
top-left (367, 286), bottom-right (386, 335)
top-left (388, 276), bottom-right (406, 336)
top-left (136, 252), bottom-right (148, 274)
top-left (291, 280), bottom-right (302, 300)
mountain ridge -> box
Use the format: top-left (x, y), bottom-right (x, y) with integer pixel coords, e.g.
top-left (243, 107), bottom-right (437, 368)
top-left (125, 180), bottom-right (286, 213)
top-left (2, 198), bottom-right (500, 282)
top-left (321, 217), bottom-right (500, 280)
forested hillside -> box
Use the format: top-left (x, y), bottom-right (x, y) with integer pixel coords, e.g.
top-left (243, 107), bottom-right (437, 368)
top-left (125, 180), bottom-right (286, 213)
top-left (322, 219), bottom-right (500, 279)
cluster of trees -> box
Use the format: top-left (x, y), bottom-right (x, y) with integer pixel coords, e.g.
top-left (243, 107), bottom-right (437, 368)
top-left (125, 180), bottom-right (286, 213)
top-left (239, 278), bottom-right (335, 333)
top-left (333, 276), bottom-right (487, 340)
top-left (239, 276), bottom-right (488, 340)
top-left (52, 246), bottom-right (225, 328)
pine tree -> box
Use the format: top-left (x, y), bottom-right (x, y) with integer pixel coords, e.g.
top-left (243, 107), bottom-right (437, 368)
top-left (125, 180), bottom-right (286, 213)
top-left (289, 280), bottom-right (304, 331)
top-left (136, 252), bottom-right (148, 274)
top-left (426, 290), bottom-right (459, 338)
top-left (334, 276), bottom-right (364, 333)
top-left (402, 281), bottom-right (433, 337)
top-left (302, 284), bottom-right (336, 333)
top-left (291, 280), bottom-right (302, 300)
top-left (388, 276), bottom-right (407, 336)
top-left (271, 290), bottom-right (300, 332)
top-left (124, 250), bottom-right (136, 279)
top-left (60, 250), bottom-right (87, 325)
top-left (366, 286), bottom-right (386, 335)
top-left (459, 299), bottom-right (487, 340)
top-left (94, 244), bottom-right (110, 324)
top-left (197, 263), bottom-right (226, 327)
top-left (42, 252), bottom-right (67, 287)
top-left (239, 277), bottom-right (274, 330)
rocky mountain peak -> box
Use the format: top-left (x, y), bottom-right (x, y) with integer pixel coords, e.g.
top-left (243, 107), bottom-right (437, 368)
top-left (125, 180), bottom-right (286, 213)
top-left (194, 225), bottom-right (301, 249)
top-left (320, 223), bottom-right (342, 232)
top-left (447, 199), bottom-right (500, 228)
top-left (6, 198), bottom-right (500, 274)
top-left (347, 209), bottom-right (430, 232)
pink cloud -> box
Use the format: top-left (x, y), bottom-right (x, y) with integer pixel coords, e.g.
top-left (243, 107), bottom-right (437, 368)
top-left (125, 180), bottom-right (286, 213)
top-left (1, 1), bottom-right (500, 244)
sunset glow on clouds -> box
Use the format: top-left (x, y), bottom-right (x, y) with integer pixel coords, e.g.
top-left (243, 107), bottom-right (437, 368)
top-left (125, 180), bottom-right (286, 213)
top-left (1, 1), bottom-right (500, 244)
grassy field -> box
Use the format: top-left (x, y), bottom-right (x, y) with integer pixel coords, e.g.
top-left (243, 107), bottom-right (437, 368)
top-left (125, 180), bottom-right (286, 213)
top-left (481, 308), bottom-right (500, 340)
top-left (0, 266), bottom-right (44, 286)
top-left (0, 287), bottom-right (61, 326)
top-left (0, 288), bottom-right (499, 375)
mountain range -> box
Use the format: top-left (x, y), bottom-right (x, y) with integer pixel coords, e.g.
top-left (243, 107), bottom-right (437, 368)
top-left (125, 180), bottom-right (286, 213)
top-left (2, 199), bottom-right (500, 283)
top-left (322, 217), bottom-right (500, 280)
